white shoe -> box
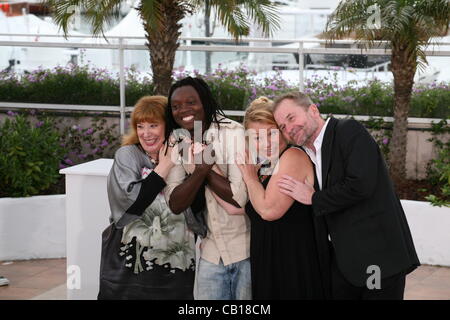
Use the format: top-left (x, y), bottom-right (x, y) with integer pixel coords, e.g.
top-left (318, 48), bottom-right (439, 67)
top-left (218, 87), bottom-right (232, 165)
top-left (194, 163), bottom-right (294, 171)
top-left (0, 276), bottom-right (10, 286)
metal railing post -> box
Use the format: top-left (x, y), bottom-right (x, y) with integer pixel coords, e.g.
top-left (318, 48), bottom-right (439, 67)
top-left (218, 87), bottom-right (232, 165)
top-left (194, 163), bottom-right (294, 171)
top-left (119, 37), bottom-right (126, 135)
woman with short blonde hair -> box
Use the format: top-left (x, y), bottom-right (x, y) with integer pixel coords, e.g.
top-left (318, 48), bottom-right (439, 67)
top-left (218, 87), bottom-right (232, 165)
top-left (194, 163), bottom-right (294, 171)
top-left (243, 96), bottom-right (276, 129)
top-left (237, 96), bottom-right (326, 299)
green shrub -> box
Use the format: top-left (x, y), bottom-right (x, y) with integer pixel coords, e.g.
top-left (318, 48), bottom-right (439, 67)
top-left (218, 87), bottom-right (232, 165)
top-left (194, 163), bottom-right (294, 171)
top-left (410, 84), bottom-right (450, 118)
top-left (0, 114), bottom-right (65, 197)
top-left (0, 65), bottom-right (448, 118)
top-left (0, 65), bottom-right (154, 106)
top-left (426, 119), bottom-right (450, 207)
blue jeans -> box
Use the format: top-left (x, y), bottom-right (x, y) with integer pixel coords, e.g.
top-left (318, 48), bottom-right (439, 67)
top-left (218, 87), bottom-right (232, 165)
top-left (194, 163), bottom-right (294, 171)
top-left (195, 257), bottom-right (252, 300)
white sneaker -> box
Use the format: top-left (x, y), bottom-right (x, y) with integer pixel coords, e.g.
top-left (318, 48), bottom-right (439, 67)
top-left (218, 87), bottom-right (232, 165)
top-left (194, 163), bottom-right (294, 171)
top-left (0, 276), bottom-right (10, 286)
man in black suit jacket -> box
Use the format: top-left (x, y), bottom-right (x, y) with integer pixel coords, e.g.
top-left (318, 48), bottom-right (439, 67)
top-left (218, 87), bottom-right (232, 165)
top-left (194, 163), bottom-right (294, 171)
top-left (273, 92), bottom-right (420, 300)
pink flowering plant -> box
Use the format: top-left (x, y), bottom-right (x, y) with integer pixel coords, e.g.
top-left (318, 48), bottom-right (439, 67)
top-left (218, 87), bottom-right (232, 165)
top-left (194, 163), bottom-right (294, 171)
top-left (0, 109), bottom-right (121, 197)
top-left (1, 64), bottom-right (448, 118)
top-left (0, 64), bottom-right (153, 106)
top-left (51, 115), bottom-right (120, 169)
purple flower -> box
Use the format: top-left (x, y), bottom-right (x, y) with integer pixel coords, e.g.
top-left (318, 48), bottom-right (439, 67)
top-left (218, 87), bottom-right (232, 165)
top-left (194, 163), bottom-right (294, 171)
top-left (85, 128), bottom-right (94, 135)
top-left (100, 140), bottom-right (109, 147)
top-left (78, 153), bottom-right (87, 159)
top-left (7, 111), bottom-right (17, 117)
top-left (59, 163), bottom-right (68, 169)
top-left (343, 96), bottom-right (355, 103)
top-left (382, 138), bottom-right (389, 145)
top-left (64, 158), bottom-right (74, 166)
top-left (35, 121), bottom-right (44, 128)
top-left (92, 148), bottom-right (100, 154)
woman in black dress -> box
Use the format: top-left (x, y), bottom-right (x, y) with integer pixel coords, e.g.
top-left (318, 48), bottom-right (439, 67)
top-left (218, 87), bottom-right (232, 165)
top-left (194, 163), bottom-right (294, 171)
top-left (236, 97), bottom-right (325, 299)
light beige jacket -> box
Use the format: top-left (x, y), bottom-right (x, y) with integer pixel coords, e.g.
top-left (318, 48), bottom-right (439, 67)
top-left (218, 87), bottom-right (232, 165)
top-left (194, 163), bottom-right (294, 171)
top-left (164, 117), bottom-right (250, 266)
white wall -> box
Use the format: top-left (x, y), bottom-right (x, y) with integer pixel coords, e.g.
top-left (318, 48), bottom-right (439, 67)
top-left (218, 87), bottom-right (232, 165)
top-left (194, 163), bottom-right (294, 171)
top-left (402, 200), bottom-right (450, 267)
top-left (0, 194), bottom-right (66, 261)
top-left (60, 158), bottom-right (112, 300)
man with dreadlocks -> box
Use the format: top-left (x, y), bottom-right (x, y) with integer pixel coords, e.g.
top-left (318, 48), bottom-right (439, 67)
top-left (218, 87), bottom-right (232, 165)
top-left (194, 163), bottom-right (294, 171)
top-left (164, 77), bottom-right (250, 300)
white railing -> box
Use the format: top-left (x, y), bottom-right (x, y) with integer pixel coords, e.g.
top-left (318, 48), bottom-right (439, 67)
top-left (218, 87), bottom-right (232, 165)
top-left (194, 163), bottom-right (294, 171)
top-left (1, 34), bottom-right (450, 133)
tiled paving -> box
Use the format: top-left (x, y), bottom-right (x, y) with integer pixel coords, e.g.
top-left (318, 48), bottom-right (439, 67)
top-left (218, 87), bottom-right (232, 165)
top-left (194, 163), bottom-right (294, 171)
top-left (0, 258), bottom-right (449, 300)
top-left (0, 258), bottom-right (66, 300)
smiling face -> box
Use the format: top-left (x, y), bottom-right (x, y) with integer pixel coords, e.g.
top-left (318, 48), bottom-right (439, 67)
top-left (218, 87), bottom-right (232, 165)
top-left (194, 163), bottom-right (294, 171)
top-left (137, 121), bottom-right (165, 157)
top-left (170, 85), bottom-right (206, 134)
top-left (274, 99), bottom-right (323, 148)
top-left (247, 121), bottom-right (287, 161)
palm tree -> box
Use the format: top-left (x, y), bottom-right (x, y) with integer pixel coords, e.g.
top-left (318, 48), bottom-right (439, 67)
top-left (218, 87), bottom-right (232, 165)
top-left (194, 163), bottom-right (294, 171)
top-left (324, 0), bottom-right (450, 187)
top-left (43, 0), bottom-right (280, 95)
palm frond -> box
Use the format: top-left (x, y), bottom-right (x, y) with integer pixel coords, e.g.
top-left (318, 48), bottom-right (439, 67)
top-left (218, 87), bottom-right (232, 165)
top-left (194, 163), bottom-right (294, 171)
top-left (43, 0), bottom-right (121, 38)
top-left (83, 0), bottom-right (122, 37)
top-left (137, 0), bottom-right (163, 33)
top-left (203, 0), bottom-right (280, 40)
top-left (238, 0), bottom-right (280, 37)
top-left (209, 1), bottom-right (250, 39)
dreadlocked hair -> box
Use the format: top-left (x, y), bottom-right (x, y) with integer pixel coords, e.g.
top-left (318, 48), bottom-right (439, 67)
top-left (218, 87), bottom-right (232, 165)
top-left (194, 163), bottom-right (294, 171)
top-left (165, 76), bottom-right (226, 143)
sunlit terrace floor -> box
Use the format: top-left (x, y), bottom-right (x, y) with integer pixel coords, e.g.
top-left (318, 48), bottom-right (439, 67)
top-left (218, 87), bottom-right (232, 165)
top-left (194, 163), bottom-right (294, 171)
top-left (0, 258), bottom-right (449, 300)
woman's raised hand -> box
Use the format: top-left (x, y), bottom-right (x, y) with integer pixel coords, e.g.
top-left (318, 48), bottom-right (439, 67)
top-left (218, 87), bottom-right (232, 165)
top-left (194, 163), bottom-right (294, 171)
top-left (236, 149), bottom-right (261, 183)
top-left (154, 143), bottom-right (176, 179)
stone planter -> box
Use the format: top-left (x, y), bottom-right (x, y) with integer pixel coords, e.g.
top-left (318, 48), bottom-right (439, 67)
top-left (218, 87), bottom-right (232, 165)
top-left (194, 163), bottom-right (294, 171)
top-left (402, 200), bottom-right (450, 267)
top-left (0, 194), bottom-right (66, 261)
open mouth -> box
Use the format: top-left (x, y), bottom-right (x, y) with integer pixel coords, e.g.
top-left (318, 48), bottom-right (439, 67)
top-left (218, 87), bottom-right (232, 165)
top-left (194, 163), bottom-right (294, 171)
top-left (143, 138), bottom-right (158, 146)
top-left (182, 115), bottom-right (195, 122)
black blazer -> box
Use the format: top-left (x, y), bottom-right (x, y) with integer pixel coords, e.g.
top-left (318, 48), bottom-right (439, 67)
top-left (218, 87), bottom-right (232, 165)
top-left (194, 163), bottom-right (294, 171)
top-left (311, 117), bottom-right (420, 287)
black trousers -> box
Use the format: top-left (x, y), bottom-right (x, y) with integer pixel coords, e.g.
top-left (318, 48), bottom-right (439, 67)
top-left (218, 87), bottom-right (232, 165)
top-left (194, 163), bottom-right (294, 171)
top-left (330, 245), bottom-right (406, 300)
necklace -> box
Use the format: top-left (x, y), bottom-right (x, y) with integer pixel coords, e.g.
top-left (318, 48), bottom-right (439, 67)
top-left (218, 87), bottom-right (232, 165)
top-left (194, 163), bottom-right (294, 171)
top-left (145, 151), bottom-right (158, 165)
top-left (258, 145), bottom-right (289, 182)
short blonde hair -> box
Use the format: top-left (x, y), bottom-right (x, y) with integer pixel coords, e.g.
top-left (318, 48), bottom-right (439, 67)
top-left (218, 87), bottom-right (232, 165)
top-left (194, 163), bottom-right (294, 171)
top-left (122, 95), bottom-right (168, 146)
top-left (243, 96), bottom-right (276, 129)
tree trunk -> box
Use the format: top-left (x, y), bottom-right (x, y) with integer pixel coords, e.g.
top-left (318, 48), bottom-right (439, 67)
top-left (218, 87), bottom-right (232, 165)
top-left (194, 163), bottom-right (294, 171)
top-left (389, 45), bottom-right (417, 188)
top-left (204, 0), bottom-right (212, 74)
top-left (141, 1), bottom-right (185, 96)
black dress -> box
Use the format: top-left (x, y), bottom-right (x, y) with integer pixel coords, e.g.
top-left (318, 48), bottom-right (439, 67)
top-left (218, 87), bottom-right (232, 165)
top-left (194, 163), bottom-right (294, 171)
top-left (245, 148), bottom-right (326, 300)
